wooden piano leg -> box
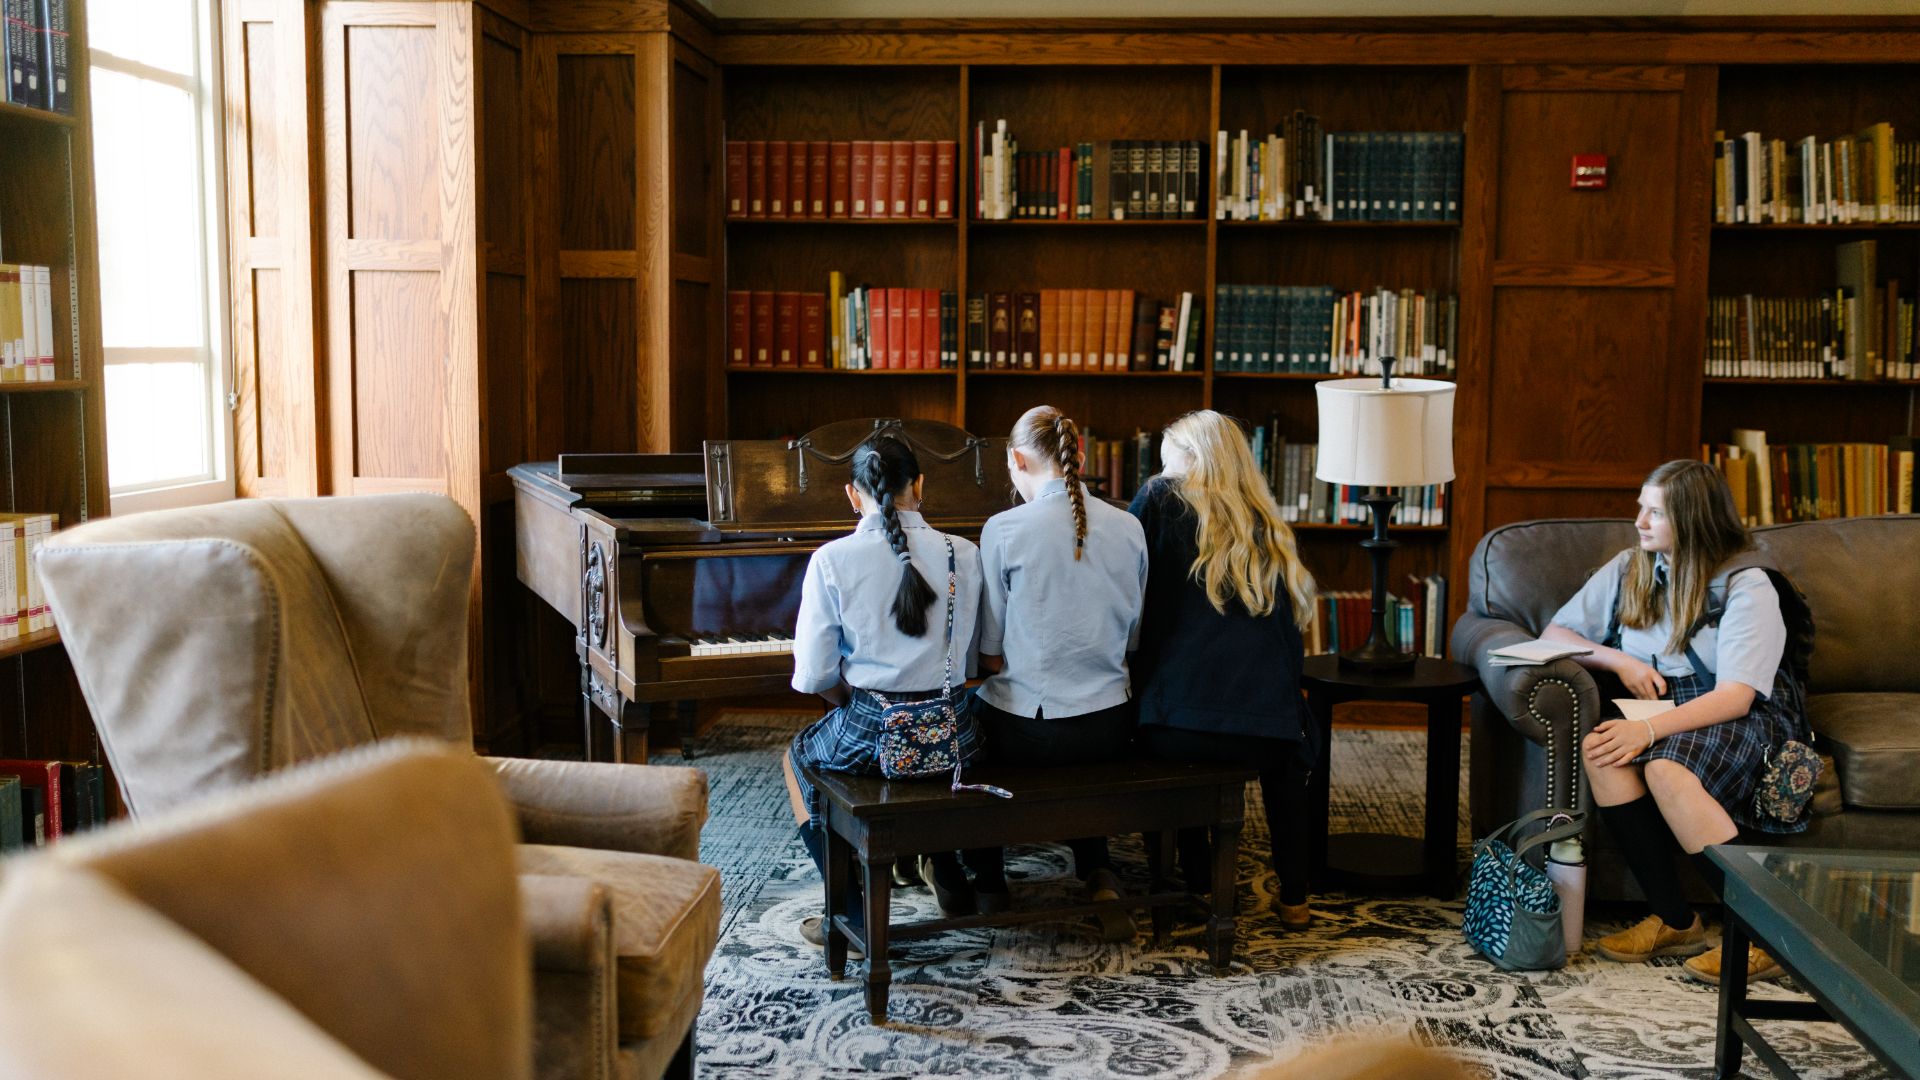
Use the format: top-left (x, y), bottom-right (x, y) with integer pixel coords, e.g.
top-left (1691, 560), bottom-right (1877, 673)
top-left (614, 701), bottom-right (651, 764)
top-left (676, 700), bottom-right (699, 759)
top-left (580, 669), bottom-right (608, 763)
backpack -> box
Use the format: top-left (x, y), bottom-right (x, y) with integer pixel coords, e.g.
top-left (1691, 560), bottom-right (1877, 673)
top-left (1687, 550), bottom-right (1816, 695)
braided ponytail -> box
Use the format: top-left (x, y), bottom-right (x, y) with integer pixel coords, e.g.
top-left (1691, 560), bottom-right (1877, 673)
top-left (1012, 405), bottom-right (1089, 560)
top-left (853, 435), bottom-right (937, 637)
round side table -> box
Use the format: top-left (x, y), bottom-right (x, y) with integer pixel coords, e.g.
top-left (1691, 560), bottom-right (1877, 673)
top-left (1302, 654), bottom-right (1480, 899)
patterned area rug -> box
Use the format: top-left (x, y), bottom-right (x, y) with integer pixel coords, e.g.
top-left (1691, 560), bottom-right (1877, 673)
top-left (670, 711), bottom-right (1889, 1079)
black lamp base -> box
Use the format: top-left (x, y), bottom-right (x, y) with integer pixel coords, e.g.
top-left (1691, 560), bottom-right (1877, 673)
top-left (1335, 491), bottom-right (1418, 674)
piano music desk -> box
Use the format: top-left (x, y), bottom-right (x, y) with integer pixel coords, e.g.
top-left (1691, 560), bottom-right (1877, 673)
top-left (804, 758), bottom-right (1258, 1022)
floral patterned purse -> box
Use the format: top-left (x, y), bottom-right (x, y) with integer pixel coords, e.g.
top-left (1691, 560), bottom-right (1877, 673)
top-left (1752, 740), bottom-right (1822, 824)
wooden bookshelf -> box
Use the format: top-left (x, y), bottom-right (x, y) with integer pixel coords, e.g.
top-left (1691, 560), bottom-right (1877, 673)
top-left (1703, 65), bottom-right (1920, 463)
top-left (0, 0), bottom-right (108, 770)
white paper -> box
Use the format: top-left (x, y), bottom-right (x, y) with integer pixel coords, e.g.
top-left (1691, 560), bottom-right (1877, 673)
top-left (1612, 698), bottom-right (1677, 722)
top-left (1486, 639), bottom-right (1593, 666)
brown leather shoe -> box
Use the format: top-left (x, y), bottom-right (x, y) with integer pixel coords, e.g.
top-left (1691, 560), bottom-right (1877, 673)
top-left (1595, 913), bottom-right (1711, 963)
top-left (1086, 868), bottom-right (1136, 943)
top-left (799, 915), bottom-right (865, 959)
top-left (1274, 900), bottom-right (1312, 929)
top-left (1683, 944), bottom-right (1784, 986)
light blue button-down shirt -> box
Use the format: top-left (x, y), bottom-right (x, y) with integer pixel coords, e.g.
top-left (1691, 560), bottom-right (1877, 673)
top-left (790, 510), bottom-right (983, 695)
top-left (976, 477), bottom-right (1149, 718)
top-left (1550, 550), bottom-right (1786, 697)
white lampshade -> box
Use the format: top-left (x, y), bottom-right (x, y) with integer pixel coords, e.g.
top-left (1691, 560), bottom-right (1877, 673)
top-left (1314, 377), bottom-right (1456, 488)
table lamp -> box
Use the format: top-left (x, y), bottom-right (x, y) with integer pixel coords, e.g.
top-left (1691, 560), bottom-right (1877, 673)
top-left (1314, 358), bottom-right (1456, 671)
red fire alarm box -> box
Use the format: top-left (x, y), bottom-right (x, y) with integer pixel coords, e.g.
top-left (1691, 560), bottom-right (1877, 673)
top-left (1571, 154), bottom-right (1609, 190)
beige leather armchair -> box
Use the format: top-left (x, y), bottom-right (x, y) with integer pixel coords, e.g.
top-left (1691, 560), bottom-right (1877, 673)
top-left (0, 741), bottom-right (539, 1079)
top-left (37, 494), bottom-right (718, 1080)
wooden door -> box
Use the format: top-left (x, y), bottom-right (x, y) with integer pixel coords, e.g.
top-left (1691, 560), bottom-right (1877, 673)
top-left (1453, 64), bottom-right (1713, 579)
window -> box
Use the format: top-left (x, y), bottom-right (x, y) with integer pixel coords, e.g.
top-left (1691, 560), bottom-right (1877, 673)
top-left (88, 0), bottom-right (231, 511)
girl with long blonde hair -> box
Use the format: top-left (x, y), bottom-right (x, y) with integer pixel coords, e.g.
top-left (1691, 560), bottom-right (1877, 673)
top-left (1129, 410), bottom-right (1319, 927)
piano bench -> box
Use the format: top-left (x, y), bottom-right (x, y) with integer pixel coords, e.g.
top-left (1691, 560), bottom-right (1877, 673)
top-left (802, 758), bottom-right (1257, 1023)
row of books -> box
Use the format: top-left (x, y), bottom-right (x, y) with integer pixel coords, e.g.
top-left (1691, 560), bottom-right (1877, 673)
top-left (1218, 124), bottom-right (1463, 223)
top-left (0, 759), bottom-right (105, 850)
top-left (1307, 575), bottom-right (1450, 658)
top-left (1078, 431), bottom-right (1147, 502)
top-left (973, 137), bottom-right (1210, 221)
top-left (3, 0), bottom-right (72, 114)
top-left (1705, 429), bottom-right (1913, 523)
top-left (964, 290), bottom-right (1205, 372)
top-left (0, 263), bottom-right (58, 381)
top-left (1705, 240), bottom-right (1915, 380)
top-left (0, 512), bottom-right (55, 638)
top-left (1251, 431), bottom-right (1449, 527)
top-left (1714, 125), bottom-right (1918, 225)
top-left (1214, 285), bottom-right (1458, 376)
top-left (725, 286), bottom-right (960, 370)
top-left (723, 139), bottom-right (959, 220)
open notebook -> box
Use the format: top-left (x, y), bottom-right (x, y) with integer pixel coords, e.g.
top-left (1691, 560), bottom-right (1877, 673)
top-left (1486, 639), bottom-right (1593, 667)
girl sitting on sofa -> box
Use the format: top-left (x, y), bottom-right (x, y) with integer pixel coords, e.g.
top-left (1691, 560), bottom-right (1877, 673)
top-left (1543, 458), bottom-right (1812, 986)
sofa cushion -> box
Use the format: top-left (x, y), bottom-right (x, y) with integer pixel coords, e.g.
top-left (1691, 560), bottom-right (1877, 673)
top-left (1467, 519), bottom-right (1638, 634)
top-left (1754, 517), bottom-right (1920, 694)
top-left (1807, 693), bottom-right (1920, 809)
top-left (518, 845), bottom-right (721, 1041)
top-left (0, 859), bottom-right (391, 1079)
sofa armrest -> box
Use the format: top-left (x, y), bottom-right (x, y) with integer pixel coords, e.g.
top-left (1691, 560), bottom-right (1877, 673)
top-left (488, 757), bottom-right (708, 862)
top-left (1451, 611), bottom-right (1600, 747)
top-left (520, 874), bottom-right (619, 1080)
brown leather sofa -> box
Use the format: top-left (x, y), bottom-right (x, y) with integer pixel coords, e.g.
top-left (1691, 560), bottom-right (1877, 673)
top-left (37, 494), bottom-right (717, 1080)
top-left (1452, 515), bottom-right (1920, 902)
top-left (0, 741), bottom-right (537, 1079)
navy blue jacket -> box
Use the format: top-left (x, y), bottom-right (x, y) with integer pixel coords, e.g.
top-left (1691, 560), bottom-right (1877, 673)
top-left (1127, 477), bottom-right (1309, 743)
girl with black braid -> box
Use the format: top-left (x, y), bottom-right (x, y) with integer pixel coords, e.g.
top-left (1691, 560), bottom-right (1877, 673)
top-left (962, 405), bottom-right (1149, 941)
top-left (784, 434), bottom-right (985, 949)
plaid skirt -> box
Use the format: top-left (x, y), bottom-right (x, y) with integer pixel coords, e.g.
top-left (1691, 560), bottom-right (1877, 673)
top-left (1629, 665), bottom-right (1811, 835)
top-left (788, 686), bottom-right (982, 823)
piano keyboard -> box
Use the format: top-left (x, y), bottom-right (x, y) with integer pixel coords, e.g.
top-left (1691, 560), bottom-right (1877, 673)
top-left (687, 634), bottom-right (794, 657)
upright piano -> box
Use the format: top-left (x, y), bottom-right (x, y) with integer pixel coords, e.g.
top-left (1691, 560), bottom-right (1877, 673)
top-left (509, 418), bottom-right (1014, 761)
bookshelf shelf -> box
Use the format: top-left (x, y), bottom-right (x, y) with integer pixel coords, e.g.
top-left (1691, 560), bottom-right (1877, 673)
top-left (725, 218), bottom-right (959, 227)
top-left (0, 627), bottom-right (62, 663)
top-left (1712, 224), bottom-right (1920, 233)
top-left (0, 379), bottom-right (92, 394)
top-left (725, 367), bottom-right (954, 376)
top-left (1293, 523), bottom-right (1449, 534)
top-left (0, 100), bottom-right (78, 129)
top-left (1217, 220), bottom-right (1460, 230)
top-left (966, 369), bottom-right (1204, 378)
top-left (968, 219), bottom-right (1206, 228)
top-left (1704, 377), bottom-right (1920, 387)
top-left (1215, 372), bottom-right (1456, 382)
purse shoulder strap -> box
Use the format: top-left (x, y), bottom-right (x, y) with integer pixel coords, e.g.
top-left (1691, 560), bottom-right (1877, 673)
top-left (941, 536), bottom-right (956, 697)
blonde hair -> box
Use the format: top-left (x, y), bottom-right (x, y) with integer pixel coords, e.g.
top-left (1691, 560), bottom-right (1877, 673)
top-left (1619, 458), bottom-right (1751, 653)
top-left (1010, 405), bottom-right (1087, 560)
top-left (1160, 410), bottom-right (1316, 627)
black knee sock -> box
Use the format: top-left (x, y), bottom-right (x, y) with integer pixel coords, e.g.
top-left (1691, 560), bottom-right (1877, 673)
top-left (963, 847), bottom-right (1009, 891)
top-left (924, 851), bottom-right (972, 894)
top-left (797, 822), bottom-right (827, 877)
top-left (1067, 837), bottom-right (1112, 878)
top-left (1174, 826), bottom-right (1212, 894)
top-left (1689, 851), bottom-right (1725, 899)
top-left (1263, 759), bottom-right (1313, 906)
top-left (1597, 795), bottom-right (1693, 930)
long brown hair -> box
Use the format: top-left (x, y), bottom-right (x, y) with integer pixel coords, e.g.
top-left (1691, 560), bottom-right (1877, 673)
top-left (1160, 410), bottom-right (1316, 626)
top-left (851, 434), bottom-right (935, 636)
top-left (1010, 405), bottom-right (1088, 560)
top-left (1619, 458), bottom-right (1751, 653)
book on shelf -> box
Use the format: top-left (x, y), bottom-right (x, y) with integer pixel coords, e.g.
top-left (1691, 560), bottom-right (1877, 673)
top-left (725, 138), bottom-right (957, 220)
top-left (0, 263), bottom-right (57, 382)
top-left (1245, 425), bottom-right (1448, 527)
top-left (1217, 120), bottom-right (1461, 223)
top-left (0, 759), bottom-right (104, 847)
top-left (1713, 124), bottom-right (1916, 225)
top-left (971, 122), bottom-right (1206, 221)
top-left (965, 289), bottom-right (1200, 372)
top-left (0, 512), bottom-right (56, 635)
top-left (1705, 432), bottom-right (1914, 521)
top-left (1213, 283), bottom-right (1456, 376)
top-left (1307, 575), bottom-right (1449, 658)
top-left (1705, 240), bottom-right (1916, 381)
top-left (5, 0), bottom-right (42, 109)
top-left (0, 774), bottom-right (19, 851)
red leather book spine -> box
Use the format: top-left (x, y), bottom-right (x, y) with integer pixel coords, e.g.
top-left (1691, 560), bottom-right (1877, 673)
top-left (725, 141), bottom-right (747, 217)
top-left (0, 760), bottom-right (61, 842)
top-left (751, 291), bottom-right (774, 366)
top-left (766, 140), bottom-right (789, 218)
top-left (890, 141), bottom-right (912, 219)
top-left (850, 140), bottom-right (873, 218)
top-left (775, 291), bottom-right (801, 368)
top-left (922, 289), bottom-right (941, 368)
top-left (871, 288), bottom-right (892, 368)
top-left (911, 140), bottom-right (935, 219)
top-left (800, 292), bottom-right (826, 367)
top-left (788, 141), bottom-right (808, 222)
top-left (888, 287), bottom-right (908, 368)
top-left (1058, 148), bottom-right (1072, 219)
top-left (727, 290), bottom-right (751, 366)
top-left (871, 142), bottom-right (892, 220)
top-left (746, 140), bottom-right (768, 218)
top-left (808, 141), bottom-right (829, 218)
top-left (934, 140), bottom-right (956, 218)
top-left (904, 288), bottom-right (925, 368)
top-left (829, 141), bottom-right (852, 218)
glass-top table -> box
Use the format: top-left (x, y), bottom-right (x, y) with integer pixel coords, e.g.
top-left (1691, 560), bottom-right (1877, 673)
top-left (1709, 846), bottom-right (1920, 1080)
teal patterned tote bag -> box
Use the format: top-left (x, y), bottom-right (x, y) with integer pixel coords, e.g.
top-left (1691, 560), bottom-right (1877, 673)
top-left (1464, 808), bottom-right (1587, 971)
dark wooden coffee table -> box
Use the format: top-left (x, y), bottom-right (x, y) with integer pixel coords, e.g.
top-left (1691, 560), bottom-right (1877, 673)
top-left (804, 759), bottom-right (1257, 1022)
top-left (1710, 846), bottom-right (1920, 1080)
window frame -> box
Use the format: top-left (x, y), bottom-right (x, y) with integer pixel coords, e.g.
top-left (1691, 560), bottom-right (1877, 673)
top-left (91, 0), bottom-right (234, 515)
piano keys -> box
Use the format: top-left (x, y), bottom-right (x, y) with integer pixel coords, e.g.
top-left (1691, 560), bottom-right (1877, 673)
top-left (509, 418), bottom-right (1014, 762)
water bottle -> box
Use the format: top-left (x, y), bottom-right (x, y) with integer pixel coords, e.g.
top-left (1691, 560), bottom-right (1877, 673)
top-left (1546, 837), bottom-right (1587, 955)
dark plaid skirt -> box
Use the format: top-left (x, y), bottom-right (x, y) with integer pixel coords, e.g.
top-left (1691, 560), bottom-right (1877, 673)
top-left (1629, 666), bottom-right (1811, 834)
top-left (788, 686), bottom-right (982, 823)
